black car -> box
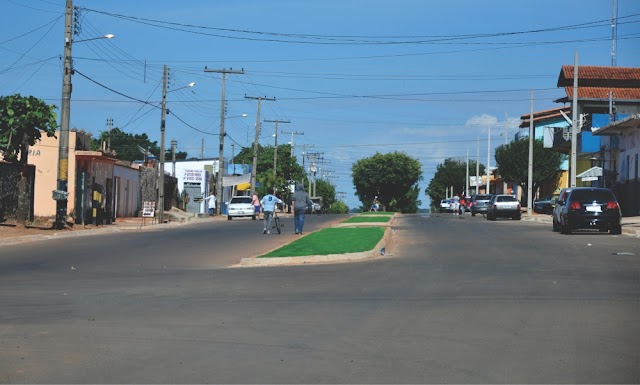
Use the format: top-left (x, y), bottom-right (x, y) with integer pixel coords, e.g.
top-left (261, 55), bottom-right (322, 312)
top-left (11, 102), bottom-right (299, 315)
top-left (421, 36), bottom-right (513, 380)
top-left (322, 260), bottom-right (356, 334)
top-left (552, 187), bottom-right (622, 234)
top-left (533, 194), bottom-right (559, 214)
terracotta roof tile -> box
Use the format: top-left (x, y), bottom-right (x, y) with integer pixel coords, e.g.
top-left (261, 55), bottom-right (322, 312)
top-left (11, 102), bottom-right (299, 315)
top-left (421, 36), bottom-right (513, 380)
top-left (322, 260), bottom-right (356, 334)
top-left (557, 65), bottom-right (640, 87)
top-left (561, 86), bottom-right (640, 100)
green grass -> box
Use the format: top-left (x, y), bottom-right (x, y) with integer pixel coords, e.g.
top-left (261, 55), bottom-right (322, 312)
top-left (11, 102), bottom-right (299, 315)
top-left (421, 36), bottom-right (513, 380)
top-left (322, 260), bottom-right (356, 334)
top-left (258, 226), bottom-right (386, 258)
top-left (342, 216), bottom-right (391, 223)
top-left (361, 211), bottom-right (394, 216)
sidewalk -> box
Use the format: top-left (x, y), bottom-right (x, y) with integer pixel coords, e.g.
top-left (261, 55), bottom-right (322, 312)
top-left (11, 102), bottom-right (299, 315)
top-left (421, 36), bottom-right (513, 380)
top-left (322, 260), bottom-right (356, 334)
top-left (521, 212), bottom-right (640, 237)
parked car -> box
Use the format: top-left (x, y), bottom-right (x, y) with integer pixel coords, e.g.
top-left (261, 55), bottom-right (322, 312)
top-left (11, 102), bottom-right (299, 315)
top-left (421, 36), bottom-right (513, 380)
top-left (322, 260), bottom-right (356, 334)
top-left (552, 187), bottom-right (621, 234)
top-left (533, 194), bottom-right (559, 214)
top-left (310, 197), bottom-right (325, 214)
top-left (226, 196), bottom-right (256, 220)
top-left (470, 194), bottom-right (493, 216)
top-left (440, 199), bottom-right (452, 213)
top-left (486, 194), bottom-right (521, 221)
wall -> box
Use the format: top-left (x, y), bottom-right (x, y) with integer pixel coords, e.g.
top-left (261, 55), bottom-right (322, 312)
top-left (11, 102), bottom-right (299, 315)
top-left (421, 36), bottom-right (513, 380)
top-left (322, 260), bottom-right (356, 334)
top-left (30, 131), bottom-right (83, 217)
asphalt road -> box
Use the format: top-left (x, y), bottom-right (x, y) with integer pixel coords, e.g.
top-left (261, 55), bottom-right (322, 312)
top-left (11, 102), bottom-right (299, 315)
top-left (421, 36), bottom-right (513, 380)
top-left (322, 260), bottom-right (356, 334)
top-left (1, 213), bottom-right (638, 383)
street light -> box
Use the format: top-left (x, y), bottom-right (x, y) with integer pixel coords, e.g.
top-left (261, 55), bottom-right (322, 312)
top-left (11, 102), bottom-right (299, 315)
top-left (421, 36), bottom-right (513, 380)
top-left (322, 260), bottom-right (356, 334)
top-left (54, 0), bottom-right (115, 229)
top-left (159, 65), bottom-right (195, 224)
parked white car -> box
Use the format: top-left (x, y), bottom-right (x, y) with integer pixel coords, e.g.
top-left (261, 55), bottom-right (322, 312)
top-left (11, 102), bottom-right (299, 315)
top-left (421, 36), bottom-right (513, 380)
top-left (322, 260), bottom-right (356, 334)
top-left (226, 196), bottom-right (256, 220)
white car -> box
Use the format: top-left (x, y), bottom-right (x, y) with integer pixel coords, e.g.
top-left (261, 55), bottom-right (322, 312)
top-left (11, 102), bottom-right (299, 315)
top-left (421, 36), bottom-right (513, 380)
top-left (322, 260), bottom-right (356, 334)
top-left (226, 196), bottom-right (256, 220)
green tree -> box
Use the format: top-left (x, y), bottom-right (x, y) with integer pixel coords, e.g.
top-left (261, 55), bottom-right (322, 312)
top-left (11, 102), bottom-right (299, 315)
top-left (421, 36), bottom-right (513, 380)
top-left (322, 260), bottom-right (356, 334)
top-left (0, 94), bottom-right (58, 226)
top-left (235, 143), bottom-right (305, 199)
top-left (426, 158), bottom-right (484, 211)
top-left (90, 128), bottom-right (161, 162)
top-left (494, 138), bottom-right (563, 206)
top-left (313, 178), bottom-right (336, 208)
top-left (327, 200), bottom-right (349, 214)
top-left (352, 151), bottom-right (422, 213)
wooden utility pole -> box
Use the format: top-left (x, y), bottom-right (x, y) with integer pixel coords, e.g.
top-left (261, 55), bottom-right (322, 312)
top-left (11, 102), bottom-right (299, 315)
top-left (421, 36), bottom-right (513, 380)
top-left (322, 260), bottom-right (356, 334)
top-left (204, 67), bottom-right (244, 214)
top-left (245, 96), bottom-right (275, 195)
top-left (264, 119), bottom-right (290, 194)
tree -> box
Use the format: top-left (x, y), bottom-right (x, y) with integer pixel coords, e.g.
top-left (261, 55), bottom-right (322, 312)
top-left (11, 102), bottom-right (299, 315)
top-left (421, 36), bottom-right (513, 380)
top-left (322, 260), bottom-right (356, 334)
top-left (352, 151), bottom-right (422, 213)
top-left (90, 127), bottom-right (161, 162)
top-left (313, 178), bottom-right (336, 208)
top-left (0, 94), bottom-right (58, 226)
top-left (426, 158), bottom-right (484, 211)
top-left (234, 143), bottom-right (305, 199)
top-left (327, 200), bottom-right (349, 214)
top-left (494, 138), bottom-right (563, 206)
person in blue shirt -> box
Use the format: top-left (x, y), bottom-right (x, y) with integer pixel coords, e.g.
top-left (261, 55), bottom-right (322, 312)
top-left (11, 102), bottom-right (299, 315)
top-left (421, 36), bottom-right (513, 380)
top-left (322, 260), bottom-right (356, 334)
top-left (260, 190), bottom-right (283, 234)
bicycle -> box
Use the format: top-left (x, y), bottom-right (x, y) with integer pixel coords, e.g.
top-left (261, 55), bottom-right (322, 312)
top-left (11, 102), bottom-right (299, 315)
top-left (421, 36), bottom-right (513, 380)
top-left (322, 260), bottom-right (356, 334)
top-left (272, 209), bottom-right (282, 234)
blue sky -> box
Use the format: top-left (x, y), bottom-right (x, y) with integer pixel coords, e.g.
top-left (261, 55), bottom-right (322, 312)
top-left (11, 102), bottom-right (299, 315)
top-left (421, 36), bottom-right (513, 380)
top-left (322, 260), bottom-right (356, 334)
top-left (1, 0), bottom-right (639, 209)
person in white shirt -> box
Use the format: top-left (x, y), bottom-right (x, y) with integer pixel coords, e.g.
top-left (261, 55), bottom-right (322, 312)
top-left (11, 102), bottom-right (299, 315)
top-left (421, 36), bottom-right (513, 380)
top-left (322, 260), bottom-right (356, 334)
top-left (260, 191), bottom-right (283, 234)
top-left (205, 193), bottom-right (216, 216)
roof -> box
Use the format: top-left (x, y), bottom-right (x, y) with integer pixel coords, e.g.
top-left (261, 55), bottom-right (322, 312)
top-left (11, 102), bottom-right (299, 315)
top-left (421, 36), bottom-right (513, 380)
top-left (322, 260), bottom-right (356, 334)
top-left (592, 114), bottom-right (640, 136)
top-left (556, 65), bottom-right (640, 103)
top-left (557, 66), bottom-right (640, 87)
top-left (576, 166), bottom-right (603, 178)
top-left (519, 106), bottom-right (571, 128)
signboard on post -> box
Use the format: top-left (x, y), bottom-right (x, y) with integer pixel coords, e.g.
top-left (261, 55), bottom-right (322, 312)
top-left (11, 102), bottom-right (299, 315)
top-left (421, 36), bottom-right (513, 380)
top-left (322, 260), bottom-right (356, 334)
top-left (142, 201), bottom-right (155, 217)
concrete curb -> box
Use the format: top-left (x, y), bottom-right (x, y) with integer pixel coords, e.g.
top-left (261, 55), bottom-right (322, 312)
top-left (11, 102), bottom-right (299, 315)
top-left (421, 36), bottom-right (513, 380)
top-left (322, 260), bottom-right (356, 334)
top-left (238, 224), bottom-right (395, 267)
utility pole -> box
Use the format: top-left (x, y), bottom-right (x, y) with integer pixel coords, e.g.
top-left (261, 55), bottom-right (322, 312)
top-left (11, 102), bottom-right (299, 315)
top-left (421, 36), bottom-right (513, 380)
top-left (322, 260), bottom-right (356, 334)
top-left (106, 117), bottom-right (113, 152)
top-left (264, 119), bottom-right (290, 194)
top-left (570, 50), bottom-right (579, 187)
top-left (204, 67), bottom-right (244, 215)
top-left (504, 112), bottom-right (508, 193)
top-left (527, 90), bottom-right (534, 216)
top-left (158, 64), bottom-right (168, 224)
top-left (281, 130), bottom-right (304, 157)
top-left (465, 148), bottom-right (469, 197)
top-left (245, 95), bottom-right (275, 195)
top-left (611, 0), bottom-right (618, 66)
top-left (476, 136), bottom-right (480, 195)
top-left (171, 139), bottom-right (177, 177)
top-left (486, 125), bottom-right (491, 194)
top-left (54, 0), bottom-right (74, 229)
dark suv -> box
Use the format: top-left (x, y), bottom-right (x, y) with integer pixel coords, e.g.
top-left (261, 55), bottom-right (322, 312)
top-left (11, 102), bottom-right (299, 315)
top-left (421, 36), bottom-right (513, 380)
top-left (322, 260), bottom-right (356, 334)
top-left (552, 187), bottom-right (622, 234)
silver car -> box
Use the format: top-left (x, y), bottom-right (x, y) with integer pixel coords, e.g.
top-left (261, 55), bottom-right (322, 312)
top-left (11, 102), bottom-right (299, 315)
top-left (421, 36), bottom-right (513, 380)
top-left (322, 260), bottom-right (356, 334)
top-left (470, 194), bottom-right (493, 216)
top-left (486, 194), bottom-right (521, 221)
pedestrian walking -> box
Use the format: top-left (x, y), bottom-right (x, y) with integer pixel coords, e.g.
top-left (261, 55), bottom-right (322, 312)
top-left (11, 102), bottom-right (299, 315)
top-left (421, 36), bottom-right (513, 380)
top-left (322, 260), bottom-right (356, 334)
top-left (452, 194), bottom-right (460, 216)
top-left (252, 193), bottom-right (261, 219)
top-left (260, 190), bottom-right (283, 234)
top-left (205, 192), bottom-right (216, 216)
top-left (291, 184), bottom-right (313, 234)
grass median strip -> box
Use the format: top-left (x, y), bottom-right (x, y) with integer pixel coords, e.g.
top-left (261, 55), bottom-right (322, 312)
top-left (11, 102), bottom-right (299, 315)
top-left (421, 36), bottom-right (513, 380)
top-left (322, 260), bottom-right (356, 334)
top-left (342, 216), bottom-right (391, 223)
top-left (360, 211), bottom-right (394, 216)
top-left (258, 226), bottom-right (386, 258)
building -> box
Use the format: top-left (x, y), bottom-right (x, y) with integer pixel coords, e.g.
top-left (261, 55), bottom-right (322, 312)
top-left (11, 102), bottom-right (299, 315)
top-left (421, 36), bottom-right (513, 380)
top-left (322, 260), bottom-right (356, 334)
top-left (592, 114), bottom-right (640, 216)
top-left (552, 65), bottom-right (640, 189)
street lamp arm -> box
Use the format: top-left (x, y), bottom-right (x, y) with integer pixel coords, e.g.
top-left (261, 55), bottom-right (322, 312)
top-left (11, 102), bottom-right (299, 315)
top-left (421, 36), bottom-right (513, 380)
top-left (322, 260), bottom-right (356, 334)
top-left (70, 34), bottom-right (115, 44)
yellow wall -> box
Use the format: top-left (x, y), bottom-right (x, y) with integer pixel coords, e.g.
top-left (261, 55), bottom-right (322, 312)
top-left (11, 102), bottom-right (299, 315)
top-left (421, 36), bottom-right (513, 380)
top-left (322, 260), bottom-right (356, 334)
top-left (30, 131), bottom-right (80, 217)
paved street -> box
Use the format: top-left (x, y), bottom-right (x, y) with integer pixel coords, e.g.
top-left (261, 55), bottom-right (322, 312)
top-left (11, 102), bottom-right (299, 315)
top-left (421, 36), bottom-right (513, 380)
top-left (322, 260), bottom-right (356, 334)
top-left (1, 213), bottom-right (639, 383)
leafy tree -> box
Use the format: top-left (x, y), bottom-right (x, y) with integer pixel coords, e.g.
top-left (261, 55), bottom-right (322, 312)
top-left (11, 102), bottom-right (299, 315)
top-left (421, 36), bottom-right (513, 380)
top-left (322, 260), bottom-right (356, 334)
top-left (352, 151), bottom-right (422, 213)
top-left (327, 200), bottom-right (349, 214)
top-left (494, 138), bottom-right (563, 206)
top-left (426, 158), bottom-right (484, 211)
top-left (0, 94), bottom-right (58, 226)
top-left (234, 143), bottom-right (305, 199)
top-left (90, 127), bottom-right (160, 162)
top-left (313, 178), bottom-right (336, 208)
